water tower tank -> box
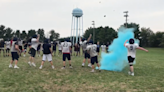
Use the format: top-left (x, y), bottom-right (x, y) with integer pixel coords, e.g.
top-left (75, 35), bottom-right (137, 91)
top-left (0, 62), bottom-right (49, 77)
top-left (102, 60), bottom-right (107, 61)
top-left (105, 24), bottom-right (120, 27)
top-left (72, 8), bottom-right (83, 17)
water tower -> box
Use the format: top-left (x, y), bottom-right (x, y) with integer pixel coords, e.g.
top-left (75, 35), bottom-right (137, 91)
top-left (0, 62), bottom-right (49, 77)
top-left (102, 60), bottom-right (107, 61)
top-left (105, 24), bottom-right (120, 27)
top-left (70, 8), bottom-right (83, 45)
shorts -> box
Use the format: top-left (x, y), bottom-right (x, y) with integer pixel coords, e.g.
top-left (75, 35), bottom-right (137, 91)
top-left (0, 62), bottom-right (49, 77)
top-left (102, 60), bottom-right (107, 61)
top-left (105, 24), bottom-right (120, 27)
top-left (91, 56), bottom-right (98, 65)
top-left (84, 52), bottom-right (90, 59)
top-left (128, 56), bottom-right (135, 66)
top-left (24, 48), bottom-right (27, 52)
top-left (30, 48), bottom-right (36, 57)
top-left (63, 54), bottom-right (71, 61)
top-left (37, 48), bottom-right (41, 51)
top-left (0, 47), bottom-right (4, 50)
top-left (97, 48), bottom-right (100, 52)
top-left (11, 52), bottom-right (19, 61)
top-left (53, 47), bottom-right (56, 51)
top-left (19, 46), bottom-right (23, 51)
top-left (59, 50), bottom-right (62, 53)
top-left (6, 48), bottom-right (10, 52)
top-left (42, 54), bottom-right (52, 62)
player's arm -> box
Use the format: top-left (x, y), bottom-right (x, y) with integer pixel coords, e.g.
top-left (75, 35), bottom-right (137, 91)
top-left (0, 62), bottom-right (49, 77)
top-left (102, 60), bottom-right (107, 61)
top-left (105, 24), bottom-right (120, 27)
top-left (124, 40), bottom-right (128, 47)
top-left (137, 47), bottom-right (148, 52)
top-left (49, 45), bottom-right (53, 56)
top-left (15, 43), bottom-right (21, 53)
top-left (37, 34), bottom-right (40, 42)
top-left (87, 34), bottom-right (92, 42)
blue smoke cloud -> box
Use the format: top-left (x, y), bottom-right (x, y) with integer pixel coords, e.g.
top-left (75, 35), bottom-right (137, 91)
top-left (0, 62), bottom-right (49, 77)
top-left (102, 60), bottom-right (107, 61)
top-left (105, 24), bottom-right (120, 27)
top-left (99, 26), bottom-right (138, 71)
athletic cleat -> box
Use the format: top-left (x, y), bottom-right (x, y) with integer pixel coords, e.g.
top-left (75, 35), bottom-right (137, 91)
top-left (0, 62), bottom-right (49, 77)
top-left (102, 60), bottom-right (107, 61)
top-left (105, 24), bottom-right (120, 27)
top-left (69, 66), bottom-right (73, 69)
top-left (128, 71), bottom-right (131, 75)
top-left (9, 64), bottom-right (13, 68)
top-left (82, 63), bottom-right (85, 67)
top-left (39, 66), bottom-right (42, 69)
top-left (90, 70), bottom-right (95, 73)
top-left (23, 54), bottom-right (26, 57)
top-left (28, 62), bottom-right (32, 66)
top-left (61, 67), bottom-right (65, 69)
top-left (99, 69), bottom-right (101, 72)
top-left (32, 63), bottom-right (36, 67)
top-left (14, 65), bottom-right (19, 69)
top-left (52, 66), bottom-right (55, 69)
top-left (88, 63), bottom-right (91, 67)
top-left (131, 72), bottom-right (134, 76)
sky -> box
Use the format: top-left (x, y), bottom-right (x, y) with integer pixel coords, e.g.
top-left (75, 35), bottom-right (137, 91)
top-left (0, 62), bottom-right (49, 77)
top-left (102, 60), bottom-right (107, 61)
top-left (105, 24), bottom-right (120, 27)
top-left (0, 0), bottom-right (164, 38)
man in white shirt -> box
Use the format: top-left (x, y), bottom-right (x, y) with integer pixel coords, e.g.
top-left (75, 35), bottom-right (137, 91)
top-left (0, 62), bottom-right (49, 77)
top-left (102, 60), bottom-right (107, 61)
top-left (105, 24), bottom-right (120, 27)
top-left (80, 34), bottom-right (92, 67)
top-left (5, 39), bottom-right (11, 56)
top-left (28, 34), bottom-right (40, 67)
top-left (61, 39), bottom-right (72, 69)
top-left (124, 38), bottom-right (148, 76)
top-left (86, 40), bottom-right (101, 73)
top-left (101, 43), bottom-right (106, 52)
top-left (58, 42), bottom-right (62, 55)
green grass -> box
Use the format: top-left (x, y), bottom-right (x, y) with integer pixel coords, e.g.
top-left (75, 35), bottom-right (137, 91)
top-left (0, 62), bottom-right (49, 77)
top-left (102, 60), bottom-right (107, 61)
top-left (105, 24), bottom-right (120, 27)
top-left (0, 48), bottom-right (164, 92)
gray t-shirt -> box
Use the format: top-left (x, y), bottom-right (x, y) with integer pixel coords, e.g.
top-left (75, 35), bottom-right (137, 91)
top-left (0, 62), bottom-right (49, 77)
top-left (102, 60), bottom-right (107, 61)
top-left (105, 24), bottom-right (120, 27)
top-left (18, 40), bottom-right (23, 46)
top-left (11, 41), bottom-right (18, 52)
top-left (80, 40), bottom-right (87, 51)
top-left (86, 44), bottom-right (97, 57)
top-left (31, 38), bottom-right (38, 50)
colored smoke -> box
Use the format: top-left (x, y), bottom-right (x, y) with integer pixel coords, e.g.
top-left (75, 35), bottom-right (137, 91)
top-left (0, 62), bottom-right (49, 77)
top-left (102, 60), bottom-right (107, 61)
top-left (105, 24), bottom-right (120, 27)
top-left (99, 26), bottom-right (138, 71)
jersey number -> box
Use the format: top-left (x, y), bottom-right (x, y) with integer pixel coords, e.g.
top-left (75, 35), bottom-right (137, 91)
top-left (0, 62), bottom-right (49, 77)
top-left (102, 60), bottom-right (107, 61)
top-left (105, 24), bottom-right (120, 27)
top-left (63, 43), bottom-right (68, 47)
top-left (130, 46), bottom-right (133, 50)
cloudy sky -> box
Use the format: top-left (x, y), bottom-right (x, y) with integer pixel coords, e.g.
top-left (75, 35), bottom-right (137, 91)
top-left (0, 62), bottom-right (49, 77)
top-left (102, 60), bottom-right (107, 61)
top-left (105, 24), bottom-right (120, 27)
top-left (0, 0), bottom-right (164, 37)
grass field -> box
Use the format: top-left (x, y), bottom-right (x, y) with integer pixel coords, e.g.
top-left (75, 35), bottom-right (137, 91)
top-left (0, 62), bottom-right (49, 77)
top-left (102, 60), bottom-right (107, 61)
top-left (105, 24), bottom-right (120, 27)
top-left (0, 48), bottom-right (164, 92)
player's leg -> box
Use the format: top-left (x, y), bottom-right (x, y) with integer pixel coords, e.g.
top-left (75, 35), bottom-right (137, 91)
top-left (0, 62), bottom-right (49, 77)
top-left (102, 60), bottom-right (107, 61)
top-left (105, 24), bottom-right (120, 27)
top-left (9, 52), bottom-right (14, 68)
top-left (128, 56), bottom-right (135, 76)
top-left (48, 54), bottom-right (54, 69)
top-left (68, 54), bottom-right (72, 68)
top-left (95, 56), bottom-right (101, 72)
top-left (39, 54), bottom-right (46, 69)
top-left (87, 53), bottom-right (91, 67)
top-left (13, 52), bottom-right (19, 69)
top-left (90, 57), bottom-right (95, 72)
top-left (82, 52), bottom-right (86, 66)
top-left (61, 54), bottom-right (66, 69)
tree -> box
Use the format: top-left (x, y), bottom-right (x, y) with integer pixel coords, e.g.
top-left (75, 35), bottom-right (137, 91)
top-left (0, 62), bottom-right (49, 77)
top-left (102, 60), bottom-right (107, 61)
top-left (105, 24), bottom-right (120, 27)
top-left (83, 26), bottom-right (117, 44)
top-left (21, 30), bottom-right (27, 40)
top-left (27, 29), bottom-right (36, 39)
top-left (124, 23), bottom-right (140, 40)
top-left (49, 30), bottom-right (60, 41)
top-left (4, 27), bottom-right (14, 40)
top-left (15, 30), bottom-right (21, 38)
top-left (37, 29), bottom-right (45, 41)
top-left (0, 25), bottom-right (6, 38)
top-left (140, 27), bottom-right (154, 47)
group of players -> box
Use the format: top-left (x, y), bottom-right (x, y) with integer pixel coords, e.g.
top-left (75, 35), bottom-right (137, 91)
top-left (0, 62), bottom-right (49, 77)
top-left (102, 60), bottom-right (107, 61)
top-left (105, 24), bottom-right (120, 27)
top-left (0, 34), bottom-right (148, 75)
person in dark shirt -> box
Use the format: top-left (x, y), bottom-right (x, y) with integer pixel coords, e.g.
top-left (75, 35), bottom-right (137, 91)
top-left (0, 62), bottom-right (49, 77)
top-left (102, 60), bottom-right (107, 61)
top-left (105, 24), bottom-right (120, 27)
top-left (23, 40), bottom-right (28, 57)
top-left (96, 41), bottom-right (100, 55)
top-left (37, 42), bottom-right (41, 57)
top-left (52, 41), bottom-right (57, 56)
top-left (39, 39), bottom-right (54, 69)
top-left (0, 40), bottom-right (5, 57)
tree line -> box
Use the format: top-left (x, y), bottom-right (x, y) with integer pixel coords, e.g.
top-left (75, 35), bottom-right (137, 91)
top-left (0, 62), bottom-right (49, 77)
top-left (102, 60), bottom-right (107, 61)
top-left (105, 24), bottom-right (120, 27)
top-left (0, 25), bottom-right (60, 41)
top-left (82, 23), bottom-right (164, 47)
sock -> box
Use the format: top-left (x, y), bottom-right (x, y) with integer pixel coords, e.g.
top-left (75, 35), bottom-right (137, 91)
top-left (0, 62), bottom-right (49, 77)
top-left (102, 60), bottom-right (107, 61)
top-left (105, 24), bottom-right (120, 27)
top-left (98, 67), bottom-right (100, 70)
top-left (40, 65), bottom-right (43, 67)
top-left (63, 66), bottom-right (65, 68)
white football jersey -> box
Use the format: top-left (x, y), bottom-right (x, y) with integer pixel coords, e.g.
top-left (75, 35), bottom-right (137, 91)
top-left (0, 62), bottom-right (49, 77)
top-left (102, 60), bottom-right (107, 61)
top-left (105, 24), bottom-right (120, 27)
top-left (58, 44), bottom-right (62, 50)
top-left (101, 45), bottom-right (106, 52)
top-left (125, 43), bottom-right (139, 58)
top-left (31, 38), bottom-right (38, 50)
top-left (5, 41), bottom-right (10, 49)
top-left (61, 41), bottom-right (71, 53)
top-left (86, 44), bottom-right (97, 57)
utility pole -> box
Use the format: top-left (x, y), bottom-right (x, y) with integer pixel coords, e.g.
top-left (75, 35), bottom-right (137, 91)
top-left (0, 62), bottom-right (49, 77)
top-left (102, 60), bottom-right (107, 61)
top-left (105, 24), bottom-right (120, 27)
top-left (123, 11), bottom-right (128, 28)
top-left (92, 21), bottom-right (95, 43)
